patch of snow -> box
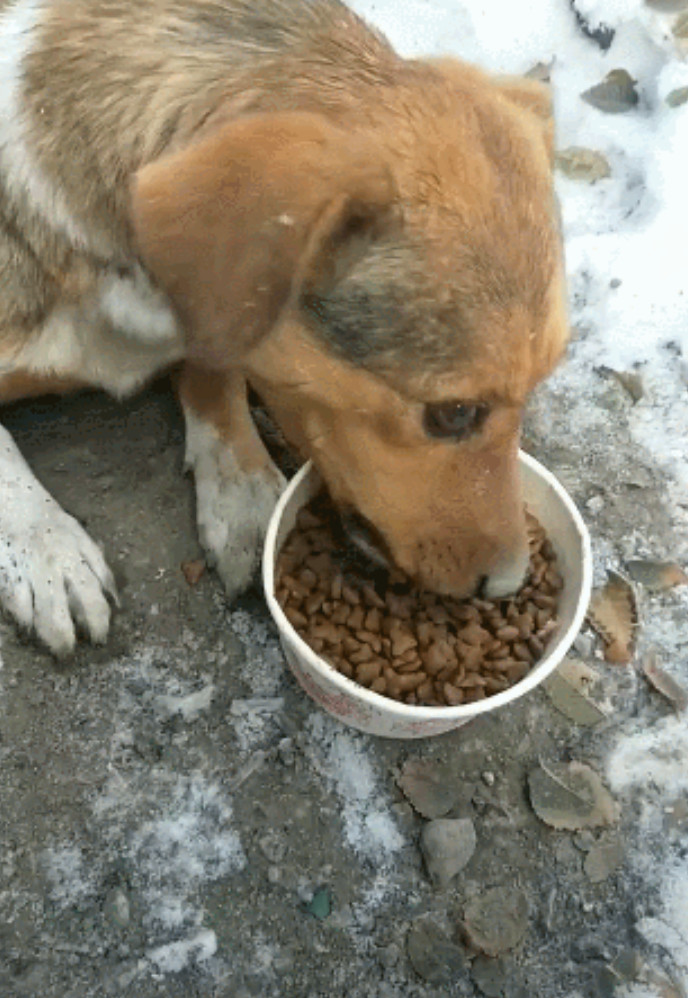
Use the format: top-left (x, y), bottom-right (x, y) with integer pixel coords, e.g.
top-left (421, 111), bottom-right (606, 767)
top-left (43, 845), bottom-right (97, 909)
top-left (304, 713), bottom-right (404, 862)
top-left (147, 929), bottom-right (217, 974)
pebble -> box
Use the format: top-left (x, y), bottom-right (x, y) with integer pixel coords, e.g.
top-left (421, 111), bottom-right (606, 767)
top-left (555, 147), bottom-right (611, 182)
top-left (421, 818), bottom-right (477, 888)
top-left (406, 919), bottom-right (467, 983)
top-left (581, 70), bottom-right (639, 113)
top-left (584, 839), bottom-right (623, 883)
top-left (666, 86), bottom-right (688, 107)
top-left (103, 888), bottom-right (130, 929)
top-left (259, 829), bottom-right (287, 863)
top-left (471, 954), bottom-right (513, 997)
top-left (463, 887), bottom-right (529, 956)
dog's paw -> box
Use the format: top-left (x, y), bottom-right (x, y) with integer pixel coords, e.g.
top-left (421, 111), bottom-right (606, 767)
top-left (190, 443), bottom-right (286, 600)
top-left (0, 431), bottom-right (117, 656)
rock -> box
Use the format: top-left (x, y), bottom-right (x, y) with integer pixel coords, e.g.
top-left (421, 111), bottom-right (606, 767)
top-left (396, 757), bottom-right (464, 819)
top-left (258, 829), bottom-right (287, 864)
top-left (542, 659), bottom-right (607, 726)
top-left (471, 955), bottom-right (512, 997)
top-left (421, 818), bottom-right (477, 888)
top-left (581, 70), bottom-right (639, 113)
top-left (406, 919), bottom-right (467, 983)
top-left (666, 86), bottom-right (688, 107)
top-left (528, 760), bottom-right (619, 830)
top-left (555, 147), bottom-right (611, 183)
top-left (463, 887), bottom-right (529, 956)
top-left (584, 839), bottom-right (623, 883)
top-left (306, 887), bottom-right (331, 920)
top-left (103, 888), bottom-right (131, 929)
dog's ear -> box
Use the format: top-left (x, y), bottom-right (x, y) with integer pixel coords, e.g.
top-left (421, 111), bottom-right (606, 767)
top-left (131, 113), bottom-right (397, 366)
top-left (495, 76), bottom-right (555, 161)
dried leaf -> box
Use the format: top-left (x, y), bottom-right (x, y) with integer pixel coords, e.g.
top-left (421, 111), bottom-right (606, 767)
top-left (625, 559), bottom-right (688, 592)
top-left (599, 366), bottom-right (644, 403)
top-left (584, 839), bottom-right (623, 882)
top-left (181, 559), bottom-right (206, 586)
top-left (543, 658), bottom-right (607, 726)
top-left (525, 60), bottom-right (554, 82)
top-left (529, 760), bottom-right (619, 830)
top-left (587, 571), bottom-right (637, 664)
top-left (555, 147), bottom-right (611, 183)
top-left (642, 651), bottom-right (688, 713)
top-left (581, 69), bottom-right (639, 114)
top-left (396, 758), bottom-right (463, 819)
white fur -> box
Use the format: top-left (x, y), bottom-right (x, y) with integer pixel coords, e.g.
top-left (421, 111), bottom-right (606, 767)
top-left (183, 409), bottom-right (285, 597)
top-left (6, 266), bottom-right (184, 396)
top-left (0, 424), bottom-right (117, 656)
top-left (0, 0), bottom-right (109, 254)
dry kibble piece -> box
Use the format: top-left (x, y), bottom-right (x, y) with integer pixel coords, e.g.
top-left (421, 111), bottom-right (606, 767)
top-left (356, 660), bottom-right (383, 686)
top-left (496, 625), bottom-right (520, 642)
top-left (350, 645), bottom-right (374, 665)
top-left (305, 592), bottom-right (326, 616)
top-left (364, 607), bottom-right (382, 632)
top-left (356, 629), bottom-right (383, 653)
top-left (347, 605), bottom-right (365, 631)
top-left (330, 603), bottom-right (351, 625)
top-left (443, 683), bottom-right (464, 706)
top-left (370, 676), bottom-right (388, 694)
top-left (285, 606), bottom-right (308, 629)
top-left (342, 584), bottom-right (361, 606)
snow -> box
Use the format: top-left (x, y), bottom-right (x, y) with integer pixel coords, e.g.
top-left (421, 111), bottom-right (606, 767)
top-left (304, 713), bottom-right (404, 862)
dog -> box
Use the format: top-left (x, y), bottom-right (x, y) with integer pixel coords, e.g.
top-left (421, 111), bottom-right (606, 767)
top-left (0, 0), bottom-right (567, 657)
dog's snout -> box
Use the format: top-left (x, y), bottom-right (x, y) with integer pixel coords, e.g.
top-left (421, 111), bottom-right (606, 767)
top-left (483, 544), bottom-right (530, 599)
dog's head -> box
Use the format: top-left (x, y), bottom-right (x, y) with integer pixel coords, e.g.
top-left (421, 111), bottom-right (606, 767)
top-left (132, 61), bottom-right (567, 599)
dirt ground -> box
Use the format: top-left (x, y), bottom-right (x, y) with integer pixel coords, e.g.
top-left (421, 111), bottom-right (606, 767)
top-left (0, 370), bottom-right (686, 998)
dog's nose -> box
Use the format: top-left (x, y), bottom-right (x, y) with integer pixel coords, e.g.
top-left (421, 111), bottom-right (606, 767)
top-left (483, 545), bottom-right (530, 599)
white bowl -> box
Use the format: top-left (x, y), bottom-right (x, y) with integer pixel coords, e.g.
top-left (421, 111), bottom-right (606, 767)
top-left (263, 453), bottom-right (592, 739)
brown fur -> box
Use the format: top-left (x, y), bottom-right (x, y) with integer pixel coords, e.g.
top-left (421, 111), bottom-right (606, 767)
top-left (0, 0), bottom-right (567, 605)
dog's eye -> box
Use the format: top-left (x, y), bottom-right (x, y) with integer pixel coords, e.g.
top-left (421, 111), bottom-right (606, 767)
top-left (423, 402), bottom-right (487, 440)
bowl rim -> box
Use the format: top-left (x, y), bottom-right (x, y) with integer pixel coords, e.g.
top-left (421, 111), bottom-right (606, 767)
top-left (263, 451), bottom-right (593, 721)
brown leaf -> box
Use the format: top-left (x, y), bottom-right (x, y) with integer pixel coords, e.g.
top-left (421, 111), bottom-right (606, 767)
top-left (642, 651), bottom-right (688, 713)
top-left (528, 760), bottom-right (619, 830)
top-left (587, 571), bottom-right (637, 664)
top-left (181, 559), bottom-right (206, 586)
top-left (625, 560), bottom-right (688, 591)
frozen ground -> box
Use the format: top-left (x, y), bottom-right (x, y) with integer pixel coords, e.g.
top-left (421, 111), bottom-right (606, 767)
top-left (1, 1), bottom-right (687, 997)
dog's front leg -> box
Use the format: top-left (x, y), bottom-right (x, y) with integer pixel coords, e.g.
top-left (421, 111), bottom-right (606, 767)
top-left (0, 423), bottom-right (117, 656)
top-left (177, 366), bottom-right (286, 600)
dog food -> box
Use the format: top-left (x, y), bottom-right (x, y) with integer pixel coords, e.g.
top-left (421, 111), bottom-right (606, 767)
top-left (276, 492), bottom-right (562, 707)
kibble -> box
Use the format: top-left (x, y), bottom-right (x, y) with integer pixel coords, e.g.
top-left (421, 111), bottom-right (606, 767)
top-left (276, 493), bottom-right (562, 708)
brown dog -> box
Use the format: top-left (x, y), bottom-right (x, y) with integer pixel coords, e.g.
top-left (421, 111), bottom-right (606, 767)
top-left (0, 0), bottom-right (567, 656)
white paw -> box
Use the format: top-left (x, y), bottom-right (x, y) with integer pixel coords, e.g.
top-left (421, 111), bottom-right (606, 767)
top-left (186, 430), bottom-right (286, 599)
top-left (0, 427), bottom-right (117, 657)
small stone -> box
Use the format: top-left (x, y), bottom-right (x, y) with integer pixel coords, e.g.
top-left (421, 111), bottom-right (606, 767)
top-left (581, 70), bottom-right (639, 113)
top-left (464, 887), bottom-right (529, 956)
top-left (180, 558), bottom-right (206, 586)
top-left (666, 86), bottom-right (688, 107)
top-left (584, 839), bottom-right (623, 883)
top-left (625, 560), bottom-right (688, 591)
top-left (421, 818), bottom-right (477, 889)
top-left (482, 771), bottom-right (495, 787)
top-left (406, 919), bottom-right (467, 983)
top-left (306, 887), bottom-right (331, 920)
top-left (259, 829), bottom-right (287, 864)
top-left (278, 738), bottom-right (296, 766)
top-left (103, 887), bottom-right (130, 929)
top-left (555, 147), bottom-right (611, 182)
top-left (471, 955), bottom-right (512, 997)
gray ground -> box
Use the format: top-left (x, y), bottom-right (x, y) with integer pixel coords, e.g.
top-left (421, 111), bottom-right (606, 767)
top-left (0, 365), bottom-right (686, 998)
